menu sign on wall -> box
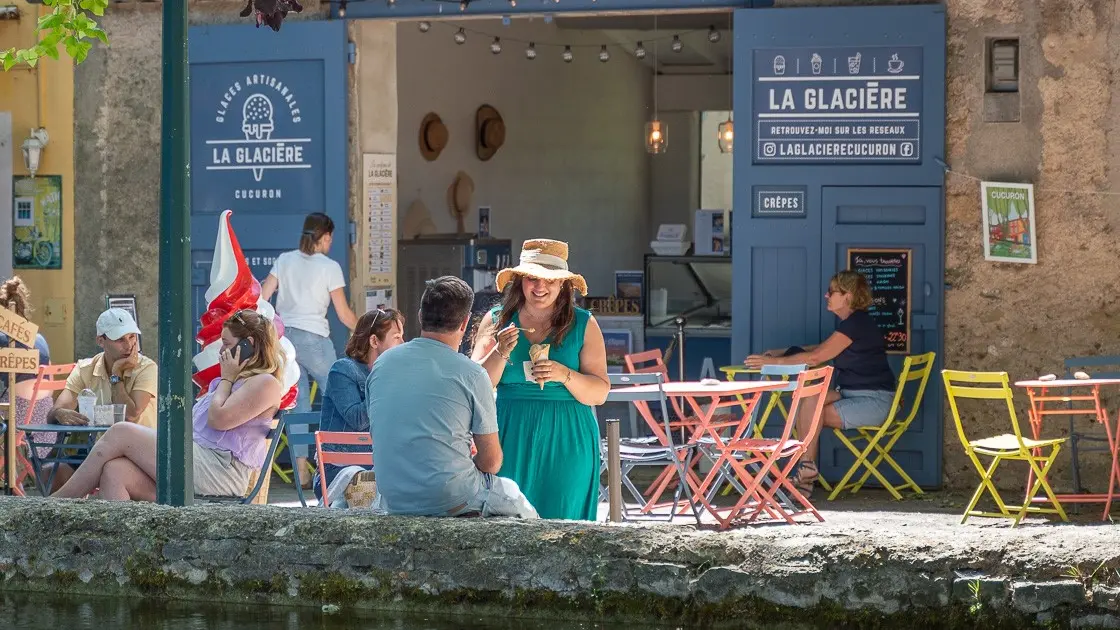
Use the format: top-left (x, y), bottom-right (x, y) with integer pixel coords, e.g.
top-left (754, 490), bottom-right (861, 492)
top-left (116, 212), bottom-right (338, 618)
top-left (847, 248), bottom-right (911, 354)
top-left (753, 46), bottom-right (923, 164)
top-left (364, 154), bottom-right (396, 287)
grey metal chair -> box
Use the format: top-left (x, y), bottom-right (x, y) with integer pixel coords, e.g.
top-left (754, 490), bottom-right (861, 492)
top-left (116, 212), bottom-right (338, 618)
top-left (280, 411), bottom-right (320, 507)
top-left (602, 372), bottom-right (702, 524)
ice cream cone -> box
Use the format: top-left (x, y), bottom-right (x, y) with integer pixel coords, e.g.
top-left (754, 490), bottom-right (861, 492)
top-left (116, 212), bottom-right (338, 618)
top-left (529, 343), bottom-right (550, 389)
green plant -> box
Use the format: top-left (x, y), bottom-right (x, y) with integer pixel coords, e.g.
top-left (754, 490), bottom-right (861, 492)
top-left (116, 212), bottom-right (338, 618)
top-left (0, 0), bottom-right (109, 70)
top-left (968, 579), bottom-right (983, 616)
top-left (1064, 561), bottom-right (1107, 587)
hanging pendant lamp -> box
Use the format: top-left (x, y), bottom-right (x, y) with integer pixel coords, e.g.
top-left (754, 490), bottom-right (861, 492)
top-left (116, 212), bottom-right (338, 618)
top-left (646, 16), bottom-right (667, 154)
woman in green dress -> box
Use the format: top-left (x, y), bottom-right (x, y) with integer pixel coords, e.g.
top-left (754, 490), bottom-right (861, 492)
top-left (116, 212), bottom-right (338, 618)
top-left (472, 239), bottom-right (609, 520)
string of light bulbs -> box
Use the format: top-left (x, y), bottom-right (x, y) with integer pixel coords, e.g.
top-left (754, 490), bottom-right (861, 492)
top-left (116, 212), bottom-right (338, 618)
top-left (414, 19), bottom-right (723, 63)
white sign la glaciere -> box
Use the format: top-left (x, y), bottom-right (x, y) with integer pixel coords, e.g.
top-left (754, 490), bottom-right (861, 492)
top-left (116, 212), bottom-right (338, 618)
top-left (206, 73), bottom-right (312, 199)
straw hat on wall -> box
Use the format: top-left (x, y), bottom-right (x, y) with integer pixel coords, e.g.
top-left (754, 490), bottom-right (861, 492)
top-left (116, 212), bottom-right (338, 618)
top-left (419, 112), bottom-right (448, 161)
top-left (476, 104), bottom-right (505, 161)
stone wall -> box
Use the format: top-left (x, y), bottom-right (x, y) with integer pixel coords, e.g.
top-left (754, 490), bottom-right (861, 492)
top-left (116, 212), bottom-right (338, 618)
top-left (3, 499), bottom-right (1120, 627)
top-left (941, 0), bottom-right (1117, 489)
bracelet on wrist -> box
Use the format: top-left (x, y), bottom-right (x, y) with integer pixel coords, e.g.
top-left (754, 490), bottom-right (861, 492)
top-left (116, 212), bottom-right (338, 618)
top-left (564, 369), bottom-right (573, 385)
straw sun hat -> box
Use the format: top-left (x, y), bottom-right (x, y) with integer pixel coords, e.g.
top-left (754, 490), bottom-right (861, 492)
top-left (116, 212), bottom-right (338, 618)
top-left (495, 239), bottom-right (588, 296)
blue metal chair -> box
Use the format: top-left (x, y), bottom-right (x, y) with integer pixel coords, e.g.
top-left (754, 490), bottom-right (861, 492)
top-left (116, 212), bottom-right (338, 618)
top-left (281, 411), bottom-right (320, 507)
top-left (1063, 356), bottom-right (1120, 494)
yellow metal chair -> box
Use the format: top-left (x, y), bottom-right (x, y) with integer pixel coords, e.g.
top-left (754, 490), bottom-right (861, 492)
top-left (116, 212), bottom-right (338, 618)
top-left (828, 352), bottom-right (936, 501)
top-left (942, 370), bottom-right (1068, 526)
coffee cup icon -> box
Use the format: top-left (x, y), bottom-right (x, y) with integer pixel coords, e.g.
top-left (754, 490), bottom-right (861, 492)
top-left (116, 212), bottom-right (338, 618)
top-left (810, 53), bottom-right (822, 75)
top-left (887, 53), bottom-right (904, 74)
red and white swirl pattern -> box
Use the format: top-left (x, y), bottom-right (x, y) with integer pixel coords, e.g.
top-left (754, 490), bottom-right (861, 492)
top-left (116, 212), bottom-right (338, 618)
top-left (191, 209), bottom-right (300, 409)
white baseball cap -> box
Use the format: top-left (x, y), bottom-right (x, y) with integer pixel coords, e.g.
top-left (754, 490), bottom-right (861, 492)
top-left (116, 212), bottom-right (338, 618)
top-left (96, 308), bottom-right (141, 341)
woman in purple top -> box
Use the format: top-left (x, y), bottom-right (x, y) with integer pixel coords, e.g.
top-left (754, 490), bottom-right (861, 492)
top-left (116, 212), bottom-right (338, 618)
top-left (743, 270), bottom-right (896, 497)
top-left (52, 310), bottom-right (284, 501)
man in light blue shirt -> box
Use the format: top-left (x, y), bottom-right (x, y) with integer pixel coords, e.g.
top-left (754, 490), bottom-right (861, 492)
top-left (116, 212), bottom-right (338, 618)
top-left (367, 276), bottom-right (538, 518)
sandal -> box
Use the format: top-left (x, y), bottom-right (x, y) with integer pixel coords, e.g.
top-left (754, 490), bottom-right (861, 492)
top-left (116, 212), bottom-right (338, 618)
top-left (792, 461), bottom-right (818, 497)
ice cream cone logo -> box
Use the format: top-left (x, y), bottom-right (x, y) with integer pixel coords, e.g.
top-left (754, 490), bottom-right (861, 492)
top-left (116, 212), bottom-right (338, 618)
top-left (205, 77), bottom-right (311, 192)
top-left (773, 55), bottom-right (786, 75)
top-left (242, 94), bottom-right (275, 182)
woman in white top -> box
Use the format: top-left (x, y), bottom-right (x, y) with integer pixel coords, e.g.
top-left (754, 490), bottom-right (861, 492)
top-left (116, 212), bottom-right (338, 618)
top-left (261, 212), bottom-right (358, 418)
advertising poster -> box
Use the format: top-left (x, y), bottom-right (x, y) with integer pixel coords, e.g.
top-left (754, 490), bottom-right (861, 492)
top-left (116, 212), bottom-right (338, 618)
top-left (12, 175), bottom-right (62, 270)
top-left (981, 181), bottom-right (1037, 264)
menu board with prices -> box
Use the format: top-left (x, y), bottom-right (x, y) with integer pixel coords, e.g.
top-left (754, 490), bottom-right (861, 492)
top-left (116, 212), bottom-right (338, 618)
top-left (847, 248), bottom-right (911, 354)
top-left (364, 154), bottom-right (397, 287)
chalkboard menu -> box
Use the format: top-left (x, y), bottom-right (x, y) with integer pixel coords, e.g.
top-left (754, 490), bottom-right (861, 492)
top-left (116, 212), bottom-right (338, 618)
top-left (847, 248), bottom-right (911, 354)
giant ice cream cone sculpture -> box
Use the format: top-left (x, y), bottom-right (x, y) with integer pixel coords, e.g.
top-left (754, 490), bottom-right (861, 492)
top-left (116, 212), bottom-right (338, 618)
top-left (192, 209), bottom-right (301, 409)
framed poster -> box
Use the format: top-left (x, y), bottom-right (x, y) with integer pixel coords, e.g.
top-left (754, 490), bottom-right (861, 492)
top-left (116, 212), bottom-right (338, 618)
top-left (981, 181), bottom-right (1037, 264)
top-left (601, 328), bottom-right (633, 374)
top-left (847, 248), bottom-right (911, 354)
top-left (12, 175), bottom-right (62, 270)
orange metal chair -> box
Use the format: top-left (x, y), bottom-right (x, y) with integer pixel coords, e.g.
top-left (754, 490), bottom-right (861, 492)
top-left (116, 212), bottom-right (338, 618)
top-left (1, 363), bottom-right (75, 495)
top-left (314, 430), bottom-right (373, 507)
top-left (700, 366), bottom-right (834, 529)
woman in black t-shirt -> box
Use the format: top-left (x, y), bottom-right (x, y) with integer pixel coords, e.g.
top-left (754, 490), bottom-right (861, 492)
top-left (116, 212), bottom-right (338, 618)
top-left (743, 270), bottom-right (896, 496)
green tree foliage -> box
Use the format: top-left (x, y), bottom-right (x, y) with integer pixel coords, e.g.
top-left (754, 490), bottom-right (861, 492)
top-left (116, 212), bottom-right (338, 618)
top-left (0, 0), bottom-right (109, 71)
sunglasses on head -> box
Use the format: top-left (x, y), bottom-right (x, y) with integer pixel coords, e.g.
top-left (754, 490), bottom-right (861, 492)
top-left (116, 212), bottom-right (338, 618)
top-left (230, 309), bottom-right (261, 325)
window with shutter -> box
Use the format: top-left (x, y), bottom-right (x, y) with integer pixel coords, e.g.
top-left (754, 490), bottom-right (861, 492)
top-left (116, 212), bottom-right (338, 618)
top-left (988, 39), bottom-right (1019, 93)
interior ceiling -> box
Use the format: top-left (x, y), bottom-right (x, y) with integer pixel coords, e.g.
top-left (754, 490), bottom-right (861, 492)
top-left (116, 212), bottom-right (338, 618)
top-left (555, 12), bottom-right (733, 75)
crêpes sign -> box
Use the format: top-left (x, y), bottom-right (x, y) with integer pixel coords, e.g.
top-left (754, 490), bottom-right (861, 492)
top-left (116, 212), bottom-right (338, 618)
top-left (0, 348), bottom-right (39, 374)
top-left (0, 308), bottom-right (37, 347)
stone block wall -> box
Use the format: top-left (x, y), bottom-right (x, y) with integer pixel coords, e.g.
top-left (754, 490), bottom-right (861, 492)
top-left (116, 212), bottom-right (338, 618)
top-left (2, 500), bottom-right (1120, 627)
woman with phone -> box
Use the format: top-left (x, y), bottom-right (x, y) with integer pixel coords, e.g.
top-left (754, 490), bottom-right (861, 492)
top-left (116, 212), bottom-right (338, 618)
top-left (313, 308), bottom-right (405, 504)
top-left (50, 310), bottom-right (284, 501)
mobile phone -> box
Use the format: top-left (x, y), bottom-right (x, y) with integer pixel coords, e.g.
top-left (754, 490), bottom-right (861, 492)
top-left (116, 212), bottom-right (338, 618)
top-left (234, 338), bottom-right (256, 362)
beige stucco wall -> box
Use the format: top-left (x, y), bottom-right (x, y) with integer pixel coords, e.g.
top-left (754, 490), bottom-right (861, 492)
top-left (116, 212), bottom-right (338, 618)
top-left (941, 0), bottom-right (1117, 490)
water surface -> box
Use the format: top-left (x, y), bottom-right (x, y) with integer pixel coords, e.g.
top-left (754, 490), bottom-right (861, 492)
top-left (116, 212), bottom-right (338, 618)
top-left (0, 593), bottom-right (644, 630)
